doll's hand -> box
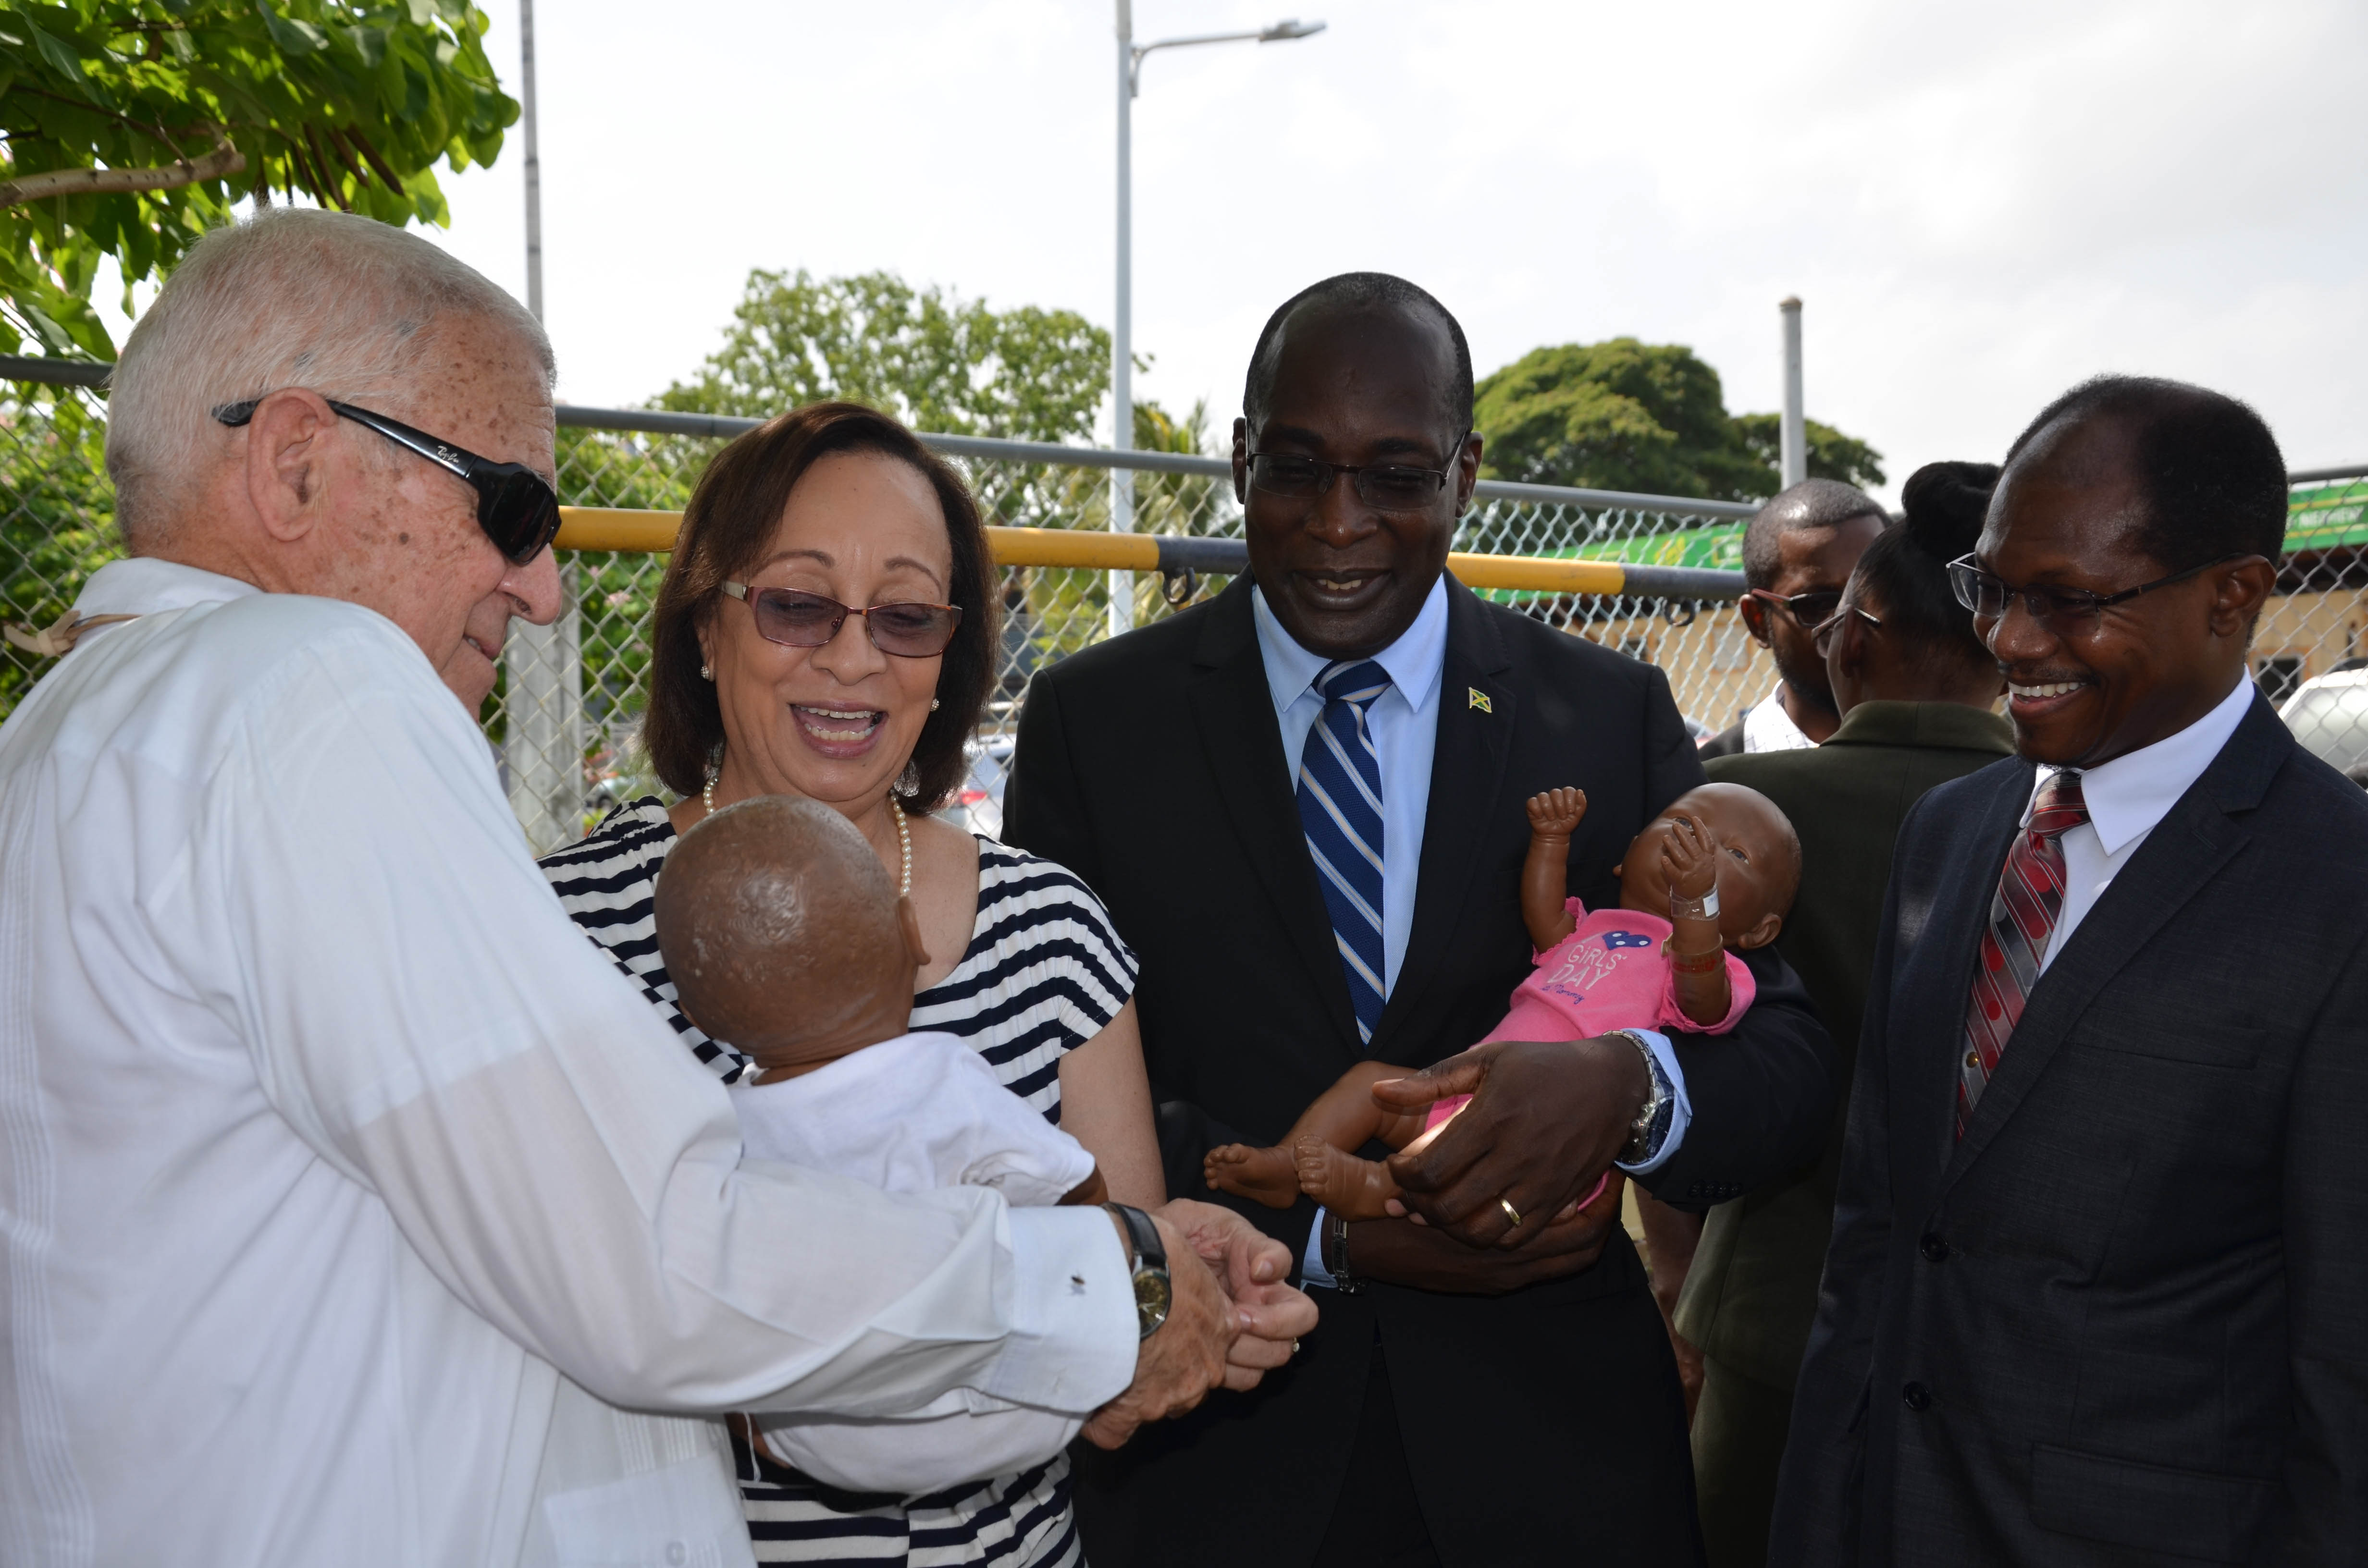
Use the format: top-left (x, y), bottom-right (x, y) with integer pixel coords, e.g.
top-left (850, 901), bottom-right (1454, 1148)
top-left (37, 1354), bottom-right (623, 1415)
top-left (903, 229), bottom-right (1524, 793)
top-left (1661, 815), bottom-right (1720, 903)
top-left (1525, 787), bottom-right (1588, 838)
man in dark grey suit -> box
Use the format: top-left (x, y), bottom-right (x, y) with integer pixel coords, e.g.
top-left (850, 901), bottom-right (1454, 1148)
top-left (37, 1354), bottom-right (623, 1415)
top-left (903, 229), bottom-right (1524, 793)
top-left (1771, 376), bottom-right (2368, 1564)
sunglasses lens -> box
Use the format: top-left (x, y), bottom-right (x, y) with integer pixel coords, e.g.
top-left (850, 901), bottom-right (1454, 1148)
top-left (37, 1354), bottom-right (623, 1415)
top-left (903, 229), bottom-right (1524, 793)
top-left (1788, 592), bottom-right (1840, 628)
top-left (751, 589), bottom-right (848, 647)
top-left (481, 469), bottom-right (561, 564)
top-left (866, 602), bottom-right (963, 657)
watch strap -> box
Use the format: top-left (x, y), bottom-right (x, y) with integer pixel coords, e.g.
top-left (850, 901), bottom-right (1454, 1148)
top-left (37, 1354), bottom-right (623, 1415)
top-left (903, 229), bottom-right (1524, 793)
top-left (1106, 1202), bottom-right (1164, 1271)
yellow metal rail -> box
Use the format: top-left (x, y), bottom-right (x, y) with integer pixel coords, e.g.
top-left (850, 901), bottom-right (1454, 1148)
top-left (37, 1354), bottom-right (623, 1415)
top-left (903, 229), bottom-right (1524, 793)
top-left (554, 508), bottom-right (1723, 602)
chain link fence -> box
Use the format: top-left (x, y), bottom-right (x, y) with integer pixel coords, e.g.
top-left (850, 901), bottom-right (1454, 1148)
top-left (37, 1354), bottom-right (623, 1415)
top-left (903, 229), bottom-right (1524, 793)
top-left (8, 368), bottom-right (2368, 854)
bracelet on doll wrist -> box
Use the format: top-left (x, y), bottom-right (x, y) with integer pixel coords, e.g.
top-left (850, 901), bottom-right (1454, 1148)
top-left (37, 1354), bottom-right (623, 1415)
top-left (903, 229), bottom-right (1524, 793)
top-left (1668, 947), bottom-right (1725, 975)
top-left (1668, 884), bottom-right (1720, 922)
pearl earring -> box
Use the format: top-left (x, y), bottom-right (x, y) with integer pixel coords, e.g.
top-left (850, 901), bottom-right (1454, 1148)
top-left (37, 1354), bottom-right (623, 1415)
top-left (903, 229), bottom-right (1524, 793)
top-left (930, 698), bottom-right (941, 711)
top-left (700, 664), bottom-right (713, 680)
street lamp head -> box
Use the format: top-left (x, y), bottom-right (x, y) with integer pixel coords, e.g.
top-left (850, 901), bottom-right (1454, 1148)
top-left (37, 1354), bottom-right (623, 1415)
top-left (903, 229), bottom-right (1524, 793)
top-left (1259, 19), bottom-right (1327, 42)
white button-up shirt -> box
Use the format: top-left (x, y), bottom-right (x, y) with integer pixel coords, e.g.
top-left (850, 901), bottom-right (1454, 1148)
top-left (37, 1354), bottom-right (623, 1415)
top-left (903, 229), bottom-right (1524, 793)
top-left (0, 559), bottom-right (1135, 1568)
top-left (2028, 674), bottom-right (2256, 974)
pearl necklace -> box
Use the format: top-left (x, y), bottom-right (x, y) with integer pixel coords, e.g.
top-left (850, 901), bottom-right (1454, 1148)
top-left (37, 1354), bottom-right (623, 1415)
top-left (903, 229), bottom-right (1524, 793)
top-left (705, 766), bottom-right (911, 898)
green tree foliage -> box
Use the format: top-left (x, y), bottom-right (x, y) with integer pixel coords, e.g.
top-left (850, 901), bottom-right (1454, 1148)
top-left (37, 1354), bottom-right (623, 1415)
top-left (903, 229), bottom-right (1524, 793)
top-left (658, 269), bottom-right (1110, 447)
top-left (0, 0), bottom-right (517, 359)
top-left (1731, 411), bottom-right (1886, 492)
top-left (1474, 338), bottom-right (1883, 503)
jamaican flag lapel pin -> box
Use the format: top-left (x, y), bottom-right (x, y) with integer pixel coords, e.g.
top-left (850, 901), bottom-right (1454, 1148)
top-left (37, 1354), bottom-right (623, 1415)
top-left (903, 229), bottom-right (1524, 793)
top-left (1468, 687), bottom-right (1492, 713)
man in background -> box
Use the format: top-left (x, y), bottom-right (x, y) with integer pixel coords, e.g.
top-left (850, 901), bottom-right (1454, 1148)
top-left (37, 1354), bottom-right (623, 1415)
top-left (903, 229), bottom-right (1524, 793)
top-left (1774, 378), bottom-right (2368, 1563)
top-left (1678, 461), bottom-right (2012, 1565)
top-left (1699, 479), bottom-right (1887, 757)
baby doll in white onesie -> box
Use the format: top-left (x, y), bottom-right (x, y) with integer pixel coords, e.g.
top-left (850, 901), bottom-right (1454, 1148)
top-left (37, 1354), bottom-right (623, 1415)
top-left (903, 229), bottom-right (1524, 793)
top-left (654, 795), bottom-right (1105, 1494)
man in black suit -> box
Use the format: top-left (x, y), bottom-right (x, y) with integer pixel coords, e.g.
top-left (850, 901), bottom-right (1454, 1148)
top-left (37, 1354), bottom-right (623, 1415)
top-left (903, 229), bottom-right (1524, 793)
top-left (1771, 377), bottom-right (2368, 1564)
top-left (1005, 273), bottom-right (1838, 1566)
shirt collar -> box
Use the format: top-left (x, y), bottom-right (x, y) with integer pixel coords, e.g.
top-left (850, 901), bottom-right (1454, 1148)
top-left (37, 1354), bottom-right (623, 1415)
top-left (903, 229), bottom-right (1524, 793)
top-left (1742, 687), bottom-right (1816, 752)
top-left (1250, 575), bottom-right (1450, 718)
top-left (2025, 676), bottom-right (2257, 856)
top-left (74, 556), bottom-right (259, 620)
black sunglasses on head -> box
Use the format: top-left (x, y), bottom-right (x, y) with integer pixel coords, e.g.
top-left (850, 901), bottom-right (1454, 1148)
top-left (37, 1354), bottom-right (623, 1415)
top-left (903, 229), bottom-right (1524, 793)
top-left (213, 396), bottom-right (562, 565)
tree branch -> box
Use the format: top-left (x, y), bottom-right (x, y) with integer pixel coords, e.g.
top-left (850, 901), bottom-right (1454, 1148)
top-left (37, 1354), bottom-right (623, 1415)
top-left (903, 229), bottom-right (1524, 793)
top-left (0, 136), bottom-right (242, 207)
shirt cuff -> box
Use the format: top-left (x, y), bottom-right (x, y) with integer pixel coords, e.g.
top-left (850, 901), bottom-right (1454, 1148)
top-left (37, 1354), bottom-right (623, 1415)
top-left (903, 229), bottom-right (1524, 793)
top-left (1300, 1209), bottom-right (1333, 1289)
top-left (1613, 1029), bottom-right (1693, 1176)
top-left (981, 1206), bottom-right (1137, 1414)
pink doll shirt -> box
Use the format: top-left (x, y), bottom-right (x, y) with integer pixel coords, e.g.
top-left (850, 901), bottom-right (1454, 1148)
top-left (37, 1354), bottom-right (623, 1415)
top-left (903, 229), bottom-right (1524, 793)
top-left (1424, 899), bottom-right (1755, 1138)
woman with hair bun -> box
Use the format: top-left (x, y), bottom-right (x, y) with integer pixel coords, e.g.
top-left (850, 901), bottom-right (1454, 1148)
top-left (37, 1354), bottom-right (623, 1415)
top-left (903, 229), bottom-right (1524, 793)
top-left (1672, 462), bottom-right (2017, 1568)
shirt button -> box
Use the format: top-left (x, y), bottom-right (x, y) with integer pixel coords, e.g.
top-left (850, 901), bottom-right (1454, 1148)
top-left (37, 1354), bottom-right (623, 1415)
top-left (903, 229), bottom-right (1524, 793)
top-left (666, 1543), bottom-right (687, 1566)
top-left (1902, 1382), bottom-right (1932, 1412)
top-left (1920, 1233), bottom-right (1950, 1262)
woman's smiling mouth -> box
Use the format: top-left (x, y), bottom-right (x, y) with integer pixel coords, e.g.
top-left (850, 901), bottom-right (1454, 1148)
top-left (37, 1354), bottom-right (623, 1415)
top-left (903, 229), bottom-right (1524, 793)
top-left (791, 703), bottom-right (888, 757)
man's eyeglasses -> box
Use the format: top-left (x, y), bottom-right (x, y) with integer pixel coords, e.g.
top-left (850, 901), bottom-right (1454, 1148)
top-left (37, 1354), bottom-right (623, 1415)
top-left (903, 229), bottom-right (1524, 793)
top-left (1946, 552), bottom-right (2252, 630)
top-left (1246, 433), bottom-right (1470, 512)
top-left (213, 397), bottom-right (562, 566)
top-left (1809, 603), bottom-right (1881, 658)
top-left (722, 582), bottom-right (963, 658)
top-left (1744, 587), bottom-right (1845, 630)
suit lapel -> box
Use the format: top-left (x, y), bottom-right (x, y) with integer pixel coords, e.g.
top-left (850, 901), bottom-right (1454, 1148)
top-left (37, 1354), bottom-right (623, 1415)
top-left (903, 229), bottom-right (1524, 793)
top-left (1934, 697), bottom-right (2291, 1199)
top-left (1371, 582), bottom-right (1513, 1058)
top-left (1185, 580), bottom-right (1363, 1053)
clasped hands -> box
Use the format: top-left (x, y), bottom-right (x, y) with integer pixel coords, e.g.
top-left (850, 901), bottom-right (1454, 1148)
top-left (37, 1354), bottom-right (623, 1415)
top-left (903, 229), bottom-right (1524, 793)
top-left (1081, 1199), bottom-right (1319, 1449)
top-left (1356, 1035), bottom-right (1652, 1294)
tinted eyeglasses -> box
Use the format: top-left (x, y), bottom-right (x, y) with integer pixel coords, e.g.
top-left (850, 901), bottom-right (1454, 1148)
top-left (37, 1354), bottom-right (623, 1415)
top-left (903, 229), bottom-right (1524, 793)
top-left (1809, 603), bottom-right (1881, 658)
top-left (722, 582), bottom-right (962, 658)
top-left (1745, 587), bottom-right (1845, 630)
top-left (1946, 552), bottom-right (2251, 632)
top-left (1246, 433), bottom-right (1470, 512)
top-left (213, 397), bottom-right (562, 565)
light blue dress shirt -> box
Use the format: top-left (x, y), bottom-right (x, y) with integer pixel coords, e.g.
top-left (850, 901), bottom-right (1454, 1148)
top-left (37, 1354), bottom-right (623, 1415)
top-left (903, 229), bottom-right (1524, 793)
top-left (1247, 583), bottom-right (1691, 1286)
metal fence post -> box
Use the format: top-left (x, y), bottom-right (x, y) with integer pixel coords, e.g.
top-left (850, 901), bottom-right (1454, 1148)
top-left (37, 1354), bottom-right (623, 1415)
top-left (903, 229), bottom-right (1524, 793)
top-left (1779, 296), bottom-right (1806, 489)
top-left (503, 560), bottom-right (585, 853)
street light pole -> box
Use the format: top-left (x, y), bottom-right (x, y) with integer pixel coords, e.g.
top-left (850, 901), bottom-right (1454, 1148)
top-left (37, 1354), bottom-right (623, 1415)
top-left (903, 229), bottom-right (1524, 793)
top-left (502, 0), bottom-right (583, 854)
top-left (1111, 0), bottom-right (1134, 637)
top-left (1778, 295), bottom-right (1805, 490)
top-left (1108, 7), bottom-right (1324, 638)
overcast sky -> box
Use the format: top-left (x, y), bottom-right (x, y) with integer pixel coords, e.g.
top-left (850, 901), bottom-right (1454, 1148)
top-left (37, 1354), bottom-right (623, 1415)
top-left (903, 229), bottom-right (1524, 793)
top-left (394, 0), bottom-right (2366, 501)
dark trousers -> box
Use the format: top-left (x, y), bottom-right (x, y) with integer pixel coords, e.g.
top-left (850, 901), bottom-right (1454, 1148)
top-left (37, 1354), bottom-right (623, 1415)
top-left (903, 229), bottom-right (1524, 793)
top-left (1313, 1343), bottom-right (1441, 1568)
top-left (1691, 1354), bottom-right (1795, 1568)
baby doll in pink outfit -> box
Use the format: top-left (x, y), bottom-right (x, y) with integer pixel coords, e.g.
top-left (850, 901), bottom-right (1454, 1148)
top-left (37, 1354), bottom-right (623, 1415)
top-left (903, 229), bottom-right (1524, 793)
top-left (1206, 781), bottom-right (1801, 1220)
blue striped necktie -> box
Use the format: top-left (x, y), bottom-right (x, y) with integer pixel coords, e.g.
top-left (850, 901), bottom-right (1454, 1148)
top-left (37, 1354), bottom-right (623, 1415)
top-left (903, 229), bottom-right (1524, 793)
top-left (1297, 659), bottom-right (1392, 1050)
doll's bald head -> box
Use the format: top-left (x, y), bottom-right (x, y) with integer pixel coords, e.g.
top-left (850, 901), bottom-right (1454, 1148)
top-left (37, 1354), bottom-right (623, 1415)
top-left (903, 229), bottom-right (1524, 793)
top-left (654, 796), bottom-right (926, 1079)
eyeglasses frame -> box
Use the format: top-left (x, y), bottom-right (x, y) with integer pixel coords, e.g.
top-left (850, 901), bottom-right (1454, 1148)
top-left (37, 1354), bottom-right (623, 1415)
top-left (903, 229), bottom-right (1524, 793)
top-left (1744, 586), bottom-right (1847, 631)
top-left (212, 395), bottom-right (562, 566)
top-left (1244, 429), bottom-right (1474, 512)
top-left (720, 581), bottom-right (964, 658)
top-left (1808, 602), bottom-right (1882, 659)
top-left (1946, 551), bottom-right (2256, 631)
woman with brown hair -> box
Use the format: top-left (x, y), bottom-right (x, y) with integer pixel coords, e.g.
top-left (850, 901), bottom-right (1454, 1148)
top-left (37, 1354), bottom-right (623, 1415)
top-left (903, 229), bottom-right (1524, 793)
top-left (539, 401), bottom-right (1162, 1567)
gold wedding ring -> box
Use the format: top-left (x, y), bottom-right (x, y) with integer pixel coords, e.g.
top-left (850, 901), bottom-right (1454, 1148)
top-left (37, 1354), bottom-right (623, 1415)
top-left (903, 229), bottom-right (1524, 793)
top-left (1498, 1196), bottom-right (1524, 1228)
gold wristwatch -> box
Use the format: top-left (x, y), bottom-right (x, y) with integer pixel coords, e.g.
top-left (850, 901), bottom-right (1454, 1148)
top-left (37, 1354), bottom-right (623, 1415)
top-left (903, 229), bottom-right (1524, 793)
top-left (1105, 1203), bottom-right (1172, 1339)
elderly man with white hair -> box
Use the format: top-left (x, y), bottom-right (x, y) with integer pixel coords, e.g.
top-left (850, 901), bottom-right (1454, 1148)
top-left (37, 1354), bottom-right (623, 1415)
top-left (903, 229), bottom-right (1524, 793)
top-left (0, 208), bottom-right (1312, 1568)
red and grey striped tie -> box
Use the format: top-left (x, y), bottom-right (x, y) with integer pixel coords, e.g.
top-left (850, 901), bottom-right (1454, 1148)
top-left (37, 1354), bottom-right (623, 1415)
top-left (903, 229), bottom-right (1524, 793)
top-left (1958, 770), bottom-right (2089, 1137)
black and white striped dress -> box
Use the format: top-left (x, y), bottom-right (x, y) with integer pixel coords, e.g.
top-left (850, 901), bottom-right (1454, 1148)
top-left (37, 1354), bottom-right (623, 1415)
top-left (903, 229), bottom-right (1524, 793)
top-left (539, 797), bottom-right (1139, 1567)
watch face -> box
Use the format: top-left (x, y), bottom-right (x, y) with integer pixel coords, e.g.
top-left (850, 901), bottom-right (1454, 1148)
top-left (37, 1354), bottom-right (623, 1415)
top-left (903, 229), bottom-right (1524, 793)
top-left (1135, 1269), bottom-right (1172, 1335)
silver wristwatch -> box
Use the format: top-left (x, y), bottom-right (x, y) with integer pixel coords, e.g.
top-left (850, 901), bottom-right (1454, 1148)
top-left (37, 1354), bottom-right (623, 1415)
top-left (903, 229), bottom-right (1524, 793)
top-left (1612, 1029), bottom-right (1667, 1165)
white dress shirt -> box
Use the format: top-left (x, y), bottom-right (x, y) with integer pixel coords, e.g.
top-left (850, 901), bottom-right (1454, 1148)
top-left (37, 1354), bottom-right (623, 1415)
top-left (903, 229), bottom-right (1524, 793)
top-left (1741, 686), bottom-right (1817, 753)
top-left (1248, 583), bottom-right (1691, 1286)
top-left (2027, 675), bottom-right (2256, 975)
top-left (0, 560), bottom-right (1135, 1568)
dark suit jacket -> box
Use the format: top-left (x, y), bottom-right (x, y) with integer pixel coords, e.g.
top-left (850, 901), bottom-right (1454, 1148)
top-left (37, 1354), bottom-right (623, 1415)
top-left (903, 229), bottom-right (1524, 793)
top-left (1679, 701), bottom-right (2015, 1391)
top-left (1770, 694), bottom-right (2368, 1565)
top-left (1005, 576), bottom-right (1839, 1567)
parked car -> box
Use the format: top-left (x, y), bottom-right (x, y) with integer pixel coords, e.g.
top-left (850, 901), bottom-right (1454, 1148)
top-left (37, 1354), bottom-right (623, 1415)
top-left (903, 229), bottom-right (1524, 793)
top-left (939, 735), bottom-right (1016, 840)
top-left (2278, 667), bottom-right (2368, 773)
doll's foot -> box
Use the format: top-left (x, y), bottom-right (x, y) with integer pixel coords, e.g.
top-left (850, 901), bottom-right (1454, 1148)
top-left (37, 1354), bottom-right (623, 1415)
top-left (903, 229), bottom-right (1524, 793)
top-left (1294, 1134), bottom-right (1401, 1221)
top-left (1204, 1143), bottom-right (1303, 1209)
